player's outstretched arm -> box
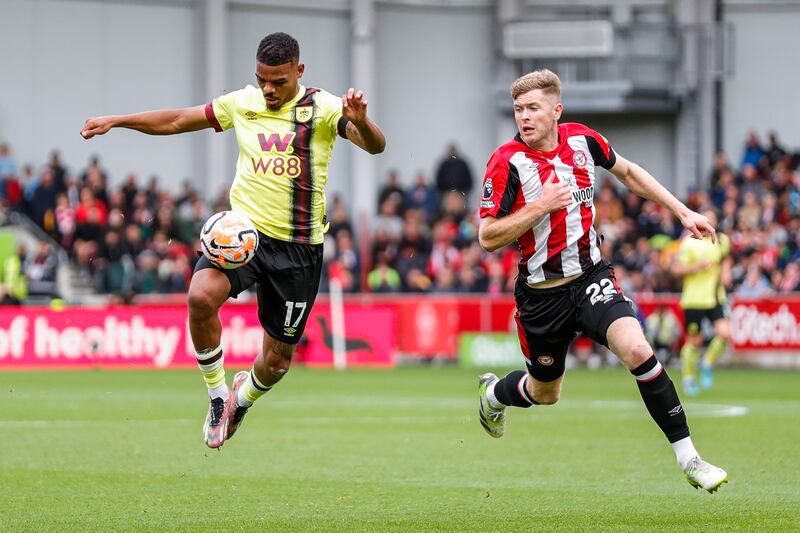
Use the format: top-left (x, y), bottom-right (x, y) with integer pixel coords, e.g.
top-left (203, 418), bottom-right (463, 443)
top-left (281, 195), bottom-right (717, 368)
top-left (478, 173), bottom-right (571, 252)
top-left (80, 105), bottom-right (212, 139)
top-left (609, 153), bottom-right (716, 242)
top-left (341, 88), bottom-right (385, 154)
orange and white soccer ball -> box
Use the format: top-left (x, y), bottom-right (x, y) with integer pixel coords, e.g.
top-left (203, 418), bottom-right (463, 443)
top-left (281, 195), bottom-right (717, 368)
top-left (200, 210), bottom-right (259, 269)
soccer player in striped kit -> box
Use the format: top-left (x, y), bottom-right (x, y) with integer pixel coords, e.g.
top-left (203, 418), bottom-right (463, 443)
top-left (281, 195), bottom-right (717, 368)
top-left (81, 33), bottom-right (385, 449)
top-left (476, 69), bottom-right (727, 493)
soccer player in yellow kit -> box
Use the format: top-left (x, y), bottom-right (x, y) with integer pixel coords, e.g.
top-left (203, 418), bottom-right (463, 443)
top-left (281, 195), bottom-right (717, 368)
top-left (81, 33), bottom-right (385, 448)
top-left (674, 209), bottom-right (732, 396)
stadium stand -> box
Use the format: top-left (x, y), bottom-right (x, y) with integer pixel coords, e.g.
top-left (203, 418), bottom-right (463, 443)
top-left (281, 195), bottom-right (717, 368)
top-left (0, 130), bottom-right (798, 304)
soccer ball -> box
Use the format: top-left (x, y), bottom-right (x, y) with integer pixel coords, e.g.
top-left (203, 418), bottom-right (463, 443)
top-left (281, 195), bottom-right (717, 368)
top-left (200, 210), bottom-right (259, 269)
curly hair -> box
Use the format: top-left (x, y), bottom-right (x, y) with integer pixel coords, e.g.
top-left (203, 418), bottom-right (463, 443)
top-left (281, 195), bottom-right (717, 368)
top-left (256, 32), bottom-right (300, 66)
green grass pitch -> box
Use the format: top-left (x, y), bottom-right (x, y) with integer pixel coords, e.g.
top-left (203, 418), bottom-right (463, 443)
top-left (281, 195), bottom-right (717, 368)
top-left (1, 367), bottom-right (799, 532)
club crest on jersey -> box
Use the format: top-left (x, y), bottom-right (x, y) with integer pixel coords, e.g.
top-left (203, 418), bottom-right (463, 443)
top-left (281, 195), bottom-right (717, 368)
top-left (538, 355), bottom-right (554, 366)
top-left (573, 150), bottom-right (587, 168)
top-left (295, 106), bottom-right (313, 123)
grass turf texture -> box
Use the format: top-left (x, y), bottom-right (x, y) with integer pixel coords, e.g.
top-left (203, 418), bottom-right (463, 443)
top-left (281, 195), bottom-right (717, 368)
top-left (1, 367), bottom-right (798, 532)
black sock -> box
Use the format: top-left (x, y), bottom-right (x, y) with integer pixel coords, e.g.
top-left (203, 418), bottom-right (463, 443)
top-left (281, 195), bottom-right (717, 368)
top-left (494, 370), bottom-right (537, 408)
top-left (631, 355), bottom-right (690, 443)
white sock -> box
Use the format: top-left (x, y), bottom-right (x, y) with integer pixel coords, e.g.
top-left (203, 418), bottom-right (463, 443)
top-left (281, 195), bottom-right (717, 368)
top-left (671, 436), bottom-right (699, 470)
top-left (209, 383), bottom-right (229, 401)
top-left (486, 381), bottom-right (505, 410)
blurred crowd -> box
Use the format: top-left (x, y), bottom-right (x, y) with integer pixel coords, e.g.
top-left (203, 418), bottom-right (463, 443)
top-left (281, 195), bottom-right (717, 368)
top-left (324, 132), bottom-right (800, 297)
top-left (0, 144), bottom-right (228, 302)
top-left (1, 131), bottom-right (799, 303)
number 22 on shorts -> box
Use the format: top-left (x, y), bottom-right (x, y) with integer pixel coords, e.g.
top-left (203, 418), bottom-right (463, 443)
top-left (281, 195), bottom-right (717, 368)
top-left (586, 278), bottom-right (618, 305)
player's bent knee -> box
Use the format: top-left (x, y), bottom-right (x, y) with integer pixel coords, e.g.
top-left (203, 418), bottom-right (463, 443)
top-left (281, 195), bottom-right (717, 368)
top-left (265, 341), bottom-right (295, 377)
top-left (623, 342), bottom-right (653, 369)
top-left (187, 289), bottom-right (221, 318)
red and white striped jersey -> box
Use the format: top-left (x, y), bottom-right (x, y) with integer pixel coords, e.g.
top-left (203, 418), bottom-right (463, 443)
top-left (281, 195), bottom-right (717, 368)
top-left (479, 122), bottom-right (617, 285)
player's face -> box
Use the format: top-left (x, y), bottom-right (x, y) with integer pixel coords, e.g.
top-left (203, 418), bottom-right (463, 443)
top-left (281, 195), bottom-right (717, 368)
top-left (513, 89), bottom-right (563, 149)
top-left (256, 60), bottom-right (304, 110)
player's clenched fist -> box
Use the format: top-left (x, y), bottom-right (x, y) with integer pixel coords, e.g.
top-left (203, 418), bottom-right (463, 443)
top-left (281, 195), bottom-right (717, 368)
top-left (539, 172), bottom-right (572, 213)
top-left (80, 116), bottom-right (116, 139)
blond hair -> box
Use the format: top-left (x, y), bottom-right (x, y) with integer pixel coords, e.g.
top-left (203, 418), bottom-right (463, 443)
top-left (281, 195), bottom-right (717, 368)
top-left (510, 69), bottom-right (561, 100)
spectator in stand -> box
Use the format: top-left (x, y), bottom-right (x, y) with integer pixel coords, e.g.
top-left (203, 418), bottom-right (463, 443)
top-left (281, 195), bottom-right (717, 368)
top-left (0, 143), bottom-right (17, 181)
top-left (740, 131), bottom-right (765, 171)
top-left (708, 151), bottom-right (733, 188)
top-left (27, 168), bottom-right (58, 234)
top-left (81, 155), bottom-right (108, 185)
top-left (335, 230), bottom-right (360, 284)
top-left (210, 186), bottom-right (231, 214)
top-left (124, 223), bottom-right (146, 258)
top-left (433, 265), bottom-right (458, 293)
top-left (777, 261), bottom-right (800, 292)
top-left (441, 190), bottom-right (467, 226)
top-left (737, 190), bottom-right (761, 230)
top-left (133, 250), bottom-right (160, 294)
top-left (121, 173), bottom-right (139, 213)
top-left (737, 263), bottom-right (772, 298)
top-left (2, 165), bottom-right (24, 211)
top-left (373, 196), bottom-right (404, 241)
top-left (738, 163), bottom-right (763, 201)
top-left (377, 169), bottom-right (405, 212)
top-left (47, 151), bottom-right (68, 195)
top-left (176, 197), bottom-right (209, 244)
top-left (75, 186), bottom-right (108, 227)
top-left (485, 257), bottom-right (507, 295)
top-left (636, 201), bottom-right (662, 238)
top-left (404, 170), bottom-right (439, 221)
top-left (766, 131), bottom-right (787, 166)
top-left (457, 263), bottom-right (485, 293)
top-left (54, 193), bottom-right (76, 248)
top-left (327, 198), bottom-right (354, 241)
top-left (428, 218), bottom-right (460, 282)
top-left (368, 251), bottom-right (401, 293)
top-left (145, 176), bottom-right (160, 209)
top-left (710, 168), bottom-right (734, 209)
top-left (395, 223), bottom-right (430, 290)
top-left (24, 242), bottom-right (58, 297)
top-left (435, 143), bottom-right (473, 198)
top-left (405, 267), bottom-right (432, 293)
top-left (98, 229), bottom-right (134, 295)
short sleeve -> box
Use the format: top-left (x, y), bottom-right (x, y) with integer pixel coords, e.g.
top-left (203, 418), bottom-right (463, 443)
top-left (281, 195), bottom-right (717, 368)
top-left (584, 129), bottom-right (617, 169)
top-left (480, 151), bottom-right (519, 219)
top-left (676, 238), bottom-right (695, 266)
top-left (205, 90), bottom-right (243, 133)
top-left (314, 90), bottom-right (343, 137)
top-left (719, 233), bottom-right (730, 257)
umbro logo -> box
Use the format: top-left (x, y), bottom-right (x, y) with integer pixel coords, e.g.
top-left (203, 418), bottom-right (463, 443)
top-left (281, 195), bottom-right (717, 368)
top-left (244, 111), bottom-right (258, 120)
top-left (668, 405), bottom-right (683, 416)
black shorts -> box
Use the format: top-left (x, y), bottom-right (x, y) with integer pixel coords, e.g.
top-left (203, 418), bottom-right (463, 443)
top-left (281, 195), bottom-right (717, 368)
top-left (683, 305), bottom-right (726, 335)
top-left (514, 261), bottom-right (637, 382)
top-left (194, 232), bottom-right (323, 344)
